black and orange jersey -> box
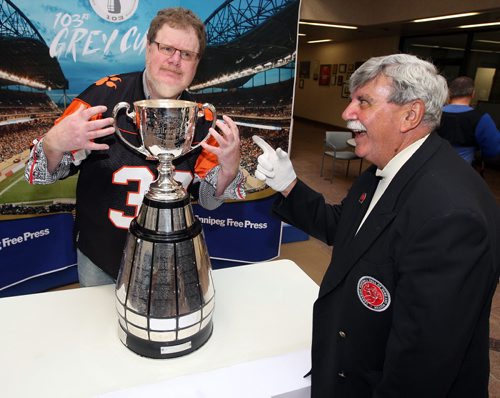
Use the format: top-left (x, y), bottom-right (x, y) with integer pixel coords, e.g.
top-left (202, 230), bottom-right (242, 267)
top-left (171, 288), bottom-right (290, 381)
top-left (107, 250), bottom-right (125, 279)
top-left (58, 71), bottom-right (218, 278)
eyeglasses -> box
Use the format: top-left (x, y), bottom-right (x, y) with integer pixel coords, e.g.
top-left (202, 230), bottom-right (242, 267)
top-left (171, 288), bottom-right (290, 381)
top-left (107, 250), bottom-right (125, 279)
top-left (152, 41), bottom-right (199, 62)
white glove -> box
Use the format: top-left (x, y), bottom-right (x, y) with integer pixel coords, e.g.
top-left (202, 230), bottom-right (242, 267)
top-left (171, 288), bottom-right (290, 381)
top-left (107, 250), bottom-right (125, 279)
top-left (252, 135), bottom-right (297, 192)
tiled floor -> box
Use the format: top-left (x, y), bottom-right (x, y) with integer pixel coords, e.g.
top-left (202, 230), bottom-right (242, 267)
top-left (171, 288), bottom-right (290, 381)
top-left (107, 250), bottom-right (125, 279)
top-left (278, 118), bottom-right (500, 397)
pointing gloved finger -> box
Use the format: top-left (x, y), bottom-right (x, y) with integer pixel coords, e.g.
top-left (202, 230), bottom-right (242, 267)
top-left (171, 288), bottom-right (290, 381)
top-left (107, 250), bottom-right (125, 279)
top-left (252, 135), bottom-right (275, 155)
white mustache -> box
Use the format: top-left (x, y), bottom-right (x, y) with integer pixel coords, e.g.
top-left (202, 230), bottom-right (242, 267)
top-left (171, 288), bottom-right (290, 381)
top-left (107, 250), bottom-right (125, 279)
top-left (346, 120), bottom-right (366, 132)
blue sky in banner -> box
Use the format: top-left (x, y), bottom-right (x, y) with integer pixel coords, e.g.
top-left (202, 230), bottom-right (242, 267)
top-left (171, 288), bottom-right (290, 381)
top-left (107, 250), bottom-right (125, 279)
top-left (13, 0), bottom-right (221, 94)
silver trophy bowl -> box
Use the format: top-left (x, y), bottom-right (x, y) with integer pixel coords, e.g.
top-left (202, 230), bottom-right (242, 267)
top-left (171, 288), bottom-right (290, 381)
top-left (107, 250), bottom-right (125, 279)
top-left (112, 99), bottom-right (217, 358)
top-left (113, 99), bottom-right (215, 201)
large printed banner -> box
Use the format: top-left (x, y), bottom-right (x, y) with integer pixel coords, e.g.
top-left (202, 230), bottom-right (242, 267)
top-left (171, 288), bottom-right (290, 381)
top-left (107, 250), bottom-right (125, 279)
top-left (0, 0), bottom-right (299, 294)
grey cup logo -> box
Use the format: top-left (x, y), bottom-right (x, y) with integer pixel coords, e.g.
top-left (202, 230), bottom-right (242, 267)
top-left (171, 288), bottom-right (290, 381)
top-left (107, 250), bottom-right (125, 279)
top-left (89, 0), bottom-right (139, 23)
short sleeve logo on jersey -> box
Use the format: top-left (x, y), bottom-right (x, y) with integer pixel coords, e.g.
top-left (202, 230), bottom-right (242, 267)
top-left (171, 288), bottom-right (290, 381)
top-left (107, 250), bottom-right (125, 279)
top-left (95, 75), bottom-right (122, 89)
top-left (357, 276), bottom-right (391, 312)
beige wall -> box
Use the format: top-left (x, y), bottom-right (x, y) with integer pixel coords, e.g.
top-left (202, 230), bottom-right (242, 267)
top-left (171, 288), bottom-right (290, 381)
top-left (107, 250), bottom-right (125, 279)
top-left (293, 36), bottom-right (400, 126)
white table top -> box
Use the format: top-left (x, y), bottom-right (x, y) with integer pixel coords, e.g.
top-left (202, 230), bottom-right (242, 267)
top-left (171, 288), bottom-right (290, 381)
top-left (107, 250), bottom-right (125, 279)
top-left (0, 260), bottom-right (318, 397)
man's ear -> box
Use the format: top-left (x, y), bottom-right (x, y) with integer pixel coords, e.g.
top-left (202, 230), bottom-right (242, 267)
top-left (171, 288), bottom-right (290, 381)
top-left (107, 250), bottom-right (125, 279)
top-left (401, 100), bottom-right (425, 133)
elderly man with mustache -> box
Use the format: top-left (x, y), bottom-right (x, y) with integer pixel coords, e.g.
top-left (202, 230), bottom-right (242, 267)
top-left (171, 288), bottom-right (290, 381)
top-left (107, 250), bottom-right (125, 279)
top-left (25, 7), bottom-right (245, 286)
top-left (253, 54), bottom-right (500, 398)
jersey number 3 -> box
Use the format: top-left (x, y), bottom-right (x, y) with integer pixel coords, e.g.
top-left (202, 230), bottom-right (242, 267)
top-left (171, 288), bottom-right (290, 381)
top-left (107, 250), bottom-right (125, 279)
top-left (108, 166), bottom-right (193, 229)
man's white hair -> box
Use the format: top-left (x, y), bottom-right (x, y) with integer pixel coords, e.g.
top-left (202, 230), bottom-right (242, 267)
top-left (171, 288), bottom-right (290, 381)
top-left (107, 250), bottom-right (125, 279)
top-left (349, 54), bottom-right (448, 129)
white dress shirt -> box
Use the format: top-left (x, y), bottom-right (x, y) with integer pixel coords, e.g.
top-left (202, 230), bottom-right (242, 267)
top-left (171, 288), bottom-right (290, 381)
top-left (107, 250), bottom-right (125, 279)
top-left (356, 134), bottom-right (430, 234)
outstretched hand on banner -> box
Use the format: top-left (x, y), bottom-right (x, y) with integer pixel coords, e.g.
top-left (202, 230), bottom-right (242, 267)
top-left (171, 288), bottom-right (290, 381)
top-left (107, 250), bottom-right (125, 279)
top-left (42, 105), bottom-right (115, 172)
top-left (252, 135), bottom-right (297, 195)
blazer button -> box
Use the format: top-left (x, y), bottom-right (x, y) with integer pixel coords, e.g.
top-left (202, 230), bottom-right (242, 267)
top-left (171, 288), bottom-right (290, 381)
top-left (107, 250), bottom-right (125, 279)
top-left (338, 370), bottom-right (347, 378)
top-left (338, 330), bottom-right (347, 338)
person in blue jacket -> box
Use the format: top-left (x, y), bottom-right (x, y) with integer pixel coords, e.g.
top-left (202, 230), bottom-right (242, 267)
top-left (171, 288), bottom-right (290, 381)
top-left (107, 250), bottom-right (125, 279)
top-left (437, 75), bottom-right (500, 165)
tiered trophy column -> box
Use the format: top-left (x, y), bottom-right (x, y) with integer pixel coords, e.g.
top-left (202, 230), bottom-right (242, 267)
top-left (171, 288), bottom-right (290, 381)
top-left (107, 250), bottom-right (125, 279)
top-left (113, 100), bottom-right (216, 358)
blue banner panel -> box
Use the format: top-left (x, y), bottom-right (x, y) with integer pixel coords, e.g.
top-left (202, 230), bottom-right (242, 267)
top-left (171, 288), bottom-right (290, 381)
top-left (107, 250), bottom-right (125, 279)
top-left (0, 267), bottom-right (78, 298)
top-left (193, 195), bottom-right (281, 263)
top-left (0, 214), bottom-right (77, 292)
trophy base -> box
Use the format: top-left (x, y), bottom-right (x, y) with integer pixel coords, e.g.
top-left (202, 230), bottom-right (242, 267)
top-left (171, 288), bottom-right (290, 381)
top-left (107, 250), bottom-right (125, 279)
top-left (118, 320), bottom-right (213, 359)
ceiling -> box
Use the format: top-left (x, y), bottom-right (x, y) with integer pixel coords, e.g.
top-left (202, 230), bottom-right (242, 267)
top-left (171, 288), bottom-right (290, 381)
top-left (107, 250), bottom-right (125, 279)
top-left (298, 7), bottom-right (500, 47)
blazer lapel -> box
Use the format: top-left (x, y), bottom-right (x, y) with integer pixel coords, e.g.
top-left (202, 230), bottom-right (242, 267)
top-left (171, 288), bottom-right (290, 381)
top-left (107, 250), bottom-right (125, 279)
top-left (318, 168), bottom-right (383, 297)
top-left (319, 208), bottom-right (395, 298)
top-left (318, 133), bottom-right (443, 298)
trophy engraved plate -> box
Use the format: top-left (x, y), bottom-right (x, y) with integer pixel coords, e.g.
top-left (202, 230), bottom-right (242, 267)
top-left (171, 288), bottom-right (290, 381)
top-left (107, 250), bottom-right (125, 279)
top-left (113, 99), bottom-right (217, 359)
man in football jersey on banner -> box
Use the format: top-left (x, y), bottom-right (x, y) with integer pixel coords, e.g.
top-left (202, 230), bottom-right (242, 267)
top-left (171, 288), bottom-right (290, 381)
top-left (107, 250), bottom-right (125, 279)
top-left (25, 7), bottom-right (245, 286)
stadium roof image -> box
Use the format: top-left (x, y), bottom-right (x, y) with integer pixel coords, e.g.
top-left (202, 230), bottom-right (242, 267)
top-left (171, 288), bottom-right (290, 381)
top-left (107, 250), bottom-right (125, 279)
top-left (0, 0), bottom-right (68, 90)
top-left (192, 0), bottom-right (299, 90)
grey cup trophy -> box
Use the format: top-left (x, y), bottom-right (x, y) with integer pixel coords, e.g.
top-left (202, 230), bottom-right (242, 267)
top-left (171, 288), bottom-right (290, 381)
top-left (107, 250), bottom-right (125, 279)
top-left (112, 99), bottom-right (216, 359)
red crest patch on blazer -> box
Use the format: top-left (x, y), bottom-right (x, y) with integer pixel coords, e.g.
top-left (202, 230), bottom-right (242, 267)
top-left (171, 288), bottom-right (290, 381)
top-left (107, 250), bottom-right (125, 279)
top-left (357, 276), bottom-right (391, 312)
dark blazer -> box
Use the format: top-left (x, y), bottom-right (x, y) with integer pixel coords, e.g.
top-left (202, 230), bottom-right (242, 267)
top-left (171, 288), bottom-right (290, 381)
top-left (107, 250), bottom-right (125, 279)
top-left (273, 133), bottom-right (500, 398)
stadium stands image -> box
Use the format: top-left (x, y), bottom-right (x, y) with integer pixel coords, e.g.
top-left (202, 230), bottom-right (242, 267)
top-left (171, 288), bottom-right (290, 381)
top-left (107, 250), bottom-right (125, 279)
top-left (0, 0), bottom-right (299, 217)
top-left (0, 0), bottom-right (70, 217)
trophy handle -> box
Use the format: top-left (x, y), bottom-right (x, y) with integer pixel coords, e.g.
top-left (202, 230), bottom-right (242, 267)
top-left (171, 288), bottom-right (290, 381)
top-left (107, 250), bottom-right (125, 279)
top-left (113, 101), bottom-right (150, 157)
top-left (191, 103), bottom-right (217, 150)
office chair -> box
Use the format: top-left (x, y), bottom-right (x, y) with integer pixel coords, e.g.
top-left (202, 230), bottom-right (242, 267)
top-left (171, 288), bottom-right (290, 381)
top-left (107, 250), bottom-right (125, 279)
top-left (320, 131), bottom-right (362, 182)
